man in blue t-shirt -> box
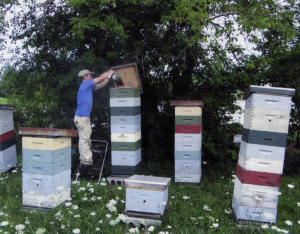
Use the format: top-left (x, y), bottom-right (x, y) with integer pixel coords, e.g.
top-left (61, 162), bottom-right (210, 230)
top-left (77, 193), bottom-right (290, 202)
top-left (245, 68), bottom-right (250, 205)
top-left (74, 69), bottom-right (115, 168)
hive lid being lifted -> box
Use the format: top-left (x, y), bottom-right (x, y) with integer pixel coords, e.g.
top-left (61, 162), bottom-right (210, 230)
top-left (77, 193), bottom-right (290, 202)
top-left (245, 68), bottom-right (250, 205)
top-left (19, 127), bottom-right (77, 137)
top-left (0, 104), bottom-right (15, 110)
top-left (124, 175), bottom-right (171, 190)
top-left (170, 100), bottom-right (204, 107)
top-left (243, 85), bottom-right (295, 100)
top-left (111, 63), bottom-right (143, 94)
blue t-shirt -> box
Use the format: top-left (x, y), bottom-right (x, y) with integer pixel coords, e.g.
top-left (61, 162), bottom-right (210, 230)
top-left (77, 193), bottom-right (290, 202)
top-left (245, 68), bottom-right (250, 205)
top-left (75, 79), bottom-right (96, 117)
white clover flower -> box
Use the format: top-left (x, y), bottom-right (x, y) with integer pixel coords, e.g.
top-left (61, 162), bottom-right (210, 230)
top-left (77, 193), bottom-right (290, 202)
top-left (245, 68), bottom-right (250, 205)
top-left (183, 196), bottom-right (189, 200)
top-left (212, 223), bottom-right (219, 228)
top-left (97, 197), bottom-right (102, 200)
top-left (25, 220), bottom-right (30, 224)
top-left (171, 196), bottom-right (175, 199)
top-left (102, 178), bottom-right (106, 182)
top-left (161, 201), bottom-right (167, 206)
top-left (55, 211), bottom-right (61, 217)
top-left (263, 212), bottom-right (274, 220)
top-left (90, 212), bottom-right (96, 216)
top-left (198, 217), bottom-right (204, 220)
top-left (72, 181), bottom-right (80, 185)
top-left (297, 202), bottom-right (300, 206)
top-left (82, 197), bottom-right (88, 201)
top-left (72, 228), bottom-right (80, 234)
top-left (203, 161), bottom-right (207, 164)
top-left (117, 187), bottom-right (122, 190)
top-left (287, 184), bottom-right (295, 189)
top-left (0, 221), bottom-right (9, 227)
top-left (298, 220), bottom-right (300, 224)
top-left (65, 202), bottom-right (72, 207)
top-left (35, 228), bottom-right (46, 234)
top-left (261, 224), bottom-right (269, 229)
top-left (148, 226), bottom-right (155, 232)
top-left (15, 224), bottom-right (25, 231)
top-left (167, 225), bottom-right (172, 228)
top-left (121, 200), bottom-right (125, 203)
top-left (203, 205), bottom-right (212, 211)
top-left (285, 220), bottom-right (293, 226)
top-left (90, 196), bottom-right (96, 201)
top-left (0, 211), bottom-right (5, 216)
top-left (74, 215), bottom-right (81, 218)
top-left (276, 228), bottom-right (289, 233)
top-left (61, 225), bottom-right (66, 230)
top-left (129, 227), bottom-right (139, 233)
top-left (78, 187), bottom-right (86, 191)
top-left (88, 188), bottom-right (94, 193)
top-left (271, 225), bottom-right (278, 230)
top-left (12, 169), bottom-right (17, 173)
top-left (106, 214), bottom-right (111, 219)
top-left (95, 228), bottom-right (100, 231)
top-left (72, 205), bottom-right (79, 210)
top-left (100, 182), bottom-right (107, 186)
top-left (190, 217), bottom-right (197, 221)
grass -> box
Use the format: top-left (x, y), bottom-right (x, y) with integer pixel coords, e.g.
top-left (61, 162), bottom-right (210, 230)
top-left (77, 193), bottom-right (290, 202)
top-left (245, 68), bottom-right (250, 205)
top-left (0, 157), bottom-right (300, 234)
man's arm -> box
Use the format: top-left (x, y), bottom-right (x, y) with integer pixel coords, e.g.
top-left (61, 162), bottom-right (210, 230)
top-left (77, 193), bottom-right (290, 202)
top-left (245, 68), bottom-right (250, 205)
top-left (93, 69), bottom-right (115, 90)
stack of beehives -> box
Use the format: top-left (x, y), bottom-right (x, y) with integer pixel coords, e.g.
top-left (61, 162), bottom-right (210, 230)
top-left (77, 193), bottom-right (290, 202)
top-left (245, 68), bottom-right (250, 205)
top-left (110, 88), bottom-right (141, 175)
top-left (171, 100), bottom-right (204, 183)
top-left (20, 128), bottom-right (76, 209)
top-left (0, 105), bottom-right (17, 172)
top-left (232, 85), bottom-right (295, 223)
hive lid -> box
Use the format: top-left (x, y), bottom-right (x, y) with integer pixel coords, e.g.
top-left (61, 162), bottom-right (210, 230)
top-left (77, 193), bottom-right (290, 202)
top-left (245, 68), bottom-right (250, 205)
top-left (0, 104), bottom-right (15, 110)
top-left (124, 175), bottom-right (171, 189)
top-left (111, 63), bottom-right (143, 94)
top-left (170, 100), bottom-right (204, 107)
top-left (243, 85), bottom-right (295, 100)
top-left (19, 127), bottom-right (77, 137)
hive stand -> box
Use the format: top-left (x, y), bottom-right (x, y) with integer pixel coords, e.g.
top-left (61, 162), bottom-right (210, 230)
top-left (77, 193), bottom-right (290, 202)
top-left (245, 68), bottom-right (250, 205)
top-left (170, 100), bottom-right (204, 183)
top-left (19, 127), bottom-right (77, 210)
top-left (232, 85), bottom-right (295, 224)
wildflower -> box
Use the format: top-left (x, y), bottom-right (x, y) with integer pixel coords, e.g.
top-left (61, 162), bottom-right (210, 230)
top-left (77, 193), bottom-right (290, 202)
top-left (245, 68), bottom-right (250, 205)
top-left (90, 212), bottom-right (96, 216)
top-left (261, 224), bottom-right (269, 229)
top-left (148, 226), bottom-right (155, 232)
top-left (72, 205), bottom-right (79, 210)
top-left (25, 220), bottom-right (30, 225)
top-left (88, 188), bottom-right (94, 193)
top-left (190, 217), bottom-right (197, 221)
top-left (203, 205), bottom-right (212, 211)
top-left (297, 202), bottom-right (300, 206)
top-left (298, 220), bottom-right (300, 224)
top-left (95, 228), bottom-right (100, 231)
top-left (263, 212), bottom-right (274, 220)
top-left (0, 211), bottom-right (5, 216)
top-left (55, 211), bottom-right (61, 217)
top-left (0, 221), bottom-right (9, 227)
top-left (12, 169), bottom-right (17, 173)
top-left (98, 220), bottom-right (103, 224)
top-left (72, 229), bottom-right (80, 234)
top-left (171, 196), bottom-right (175, 199)
top-left (102, 178), bottom-right (106, 182)
top-left (74, 215), bottom-right (81, 218)
top-left (106, 214), bottom-right (111, 219)
top-left (129, 227), bottom-right (139, 233)
top-left (287, 184), bottom-right (295, 189)
top-left (15, 224), bottom-right (25, 231)
top-left (285, 220), bottom-right (293, 226)
top-left (212, 223), bottom-right (219, 228)
top-left (271, 225), bottom-right (278, 230)
top-left (183, 196), bottom-right (189, 200)
top-left (121, 200), bottom-right (125, 203)
top-left (65, 202), bottom-right (72, 207)
top-left (82, 197), bottom-right (88, 201)
top-left (35, 228), bottom-right (46, 234)
top-left (232, 175), bottom-right (236, 178)
top-left (61, 225), bottom-right (66, 230)
top-left (90, 196), bottom-right (96, 201)
top-left (97, 197), bottom-right (102, 200)
top-left (117, 187), bottom-right (122, 190)
top-left (167, 225), bottom-right (172, 229)
top-left (203, 161), bottom-right (207, 164)
top-left (276, 228), bottom-right (289, 233)
top-left (161, 201), bottom-right (167, 206)
top-left (100, 182), bottom-right (107, 186)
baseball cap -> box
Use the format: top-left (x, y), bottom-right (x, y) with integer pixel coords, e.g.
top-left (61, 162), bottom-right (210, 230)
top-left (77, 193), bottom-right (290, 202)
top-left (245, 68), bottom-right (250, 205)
top-left (78, 69), bottom-right (95, 77)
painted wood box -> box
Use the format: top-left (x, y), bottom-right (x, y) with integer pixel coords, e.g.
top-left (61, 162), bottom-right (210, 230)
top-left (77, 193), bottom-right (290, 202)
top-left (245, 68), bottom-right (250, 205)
top-left (0, 109), bottom-right (14, 135)
top-left (23, 187), bottom-right (71, 209)
top-left (111, 148), bottom-right (141, 166)
top-left (111, 115), bottom-right (141, 125)
top-left (124, 175), bottom-right (171, 217)
top-left (233, 177), bottom-right (280, 210)
top-left (175, 159), bottom-right (201, 175)
top-left (110, 97), bottom-right (141, 107)
top-left (242, 129), bottom-right (287, 147)
top-left (243, 108), bottom-right (291, 133)
top-left (0, 145), bottom-right (17, 172)
top-left (111, 124), bottom-right (141, 134)
top-left (22, 169), bottom-right (71, 195)
top-left (239, 141), bottom-right (285, 161)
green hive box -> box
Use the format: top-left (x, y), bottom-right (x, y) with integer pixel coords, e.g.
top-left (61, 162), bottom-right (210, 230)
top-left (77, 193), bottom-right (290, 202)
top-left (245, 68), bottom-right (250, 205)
top-left (0, 98), bottom-right (8, 104)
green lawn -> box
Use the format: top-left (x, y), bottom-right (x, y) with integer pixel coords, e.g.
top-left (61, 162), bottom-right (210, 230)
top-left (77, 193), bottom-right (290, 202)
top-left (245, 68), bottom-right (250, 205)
top-left (0, 158), bottom-right (299, 234)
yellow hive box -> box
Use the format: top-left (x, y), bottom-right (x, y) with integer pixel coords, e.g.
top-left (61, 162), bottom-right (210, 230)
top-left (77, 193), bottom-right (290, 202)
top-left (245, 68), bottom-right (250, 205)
top-left (22, 137), bottom-right (71, 150)
top-left (175, 107), bottom-right (202, 116)
top-left (111, 132), bottom-right (141, 142)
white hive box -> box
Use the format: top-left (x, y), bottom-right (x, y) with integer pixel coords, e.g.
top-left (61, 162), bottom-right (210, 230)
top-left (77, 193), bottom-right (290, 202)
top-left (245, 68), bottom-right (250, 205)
top-left (233, 177), bottom-right (280, 210)
top-left (0, 144), bottom-right (17, 172)
top-left (110, 97), bottom-right (141, 107)
top-left (0, 109), bottom-right (14, 135)
top-left (111, 148), bottom-right (141, 166)
top-left (125, 175), bottom-right (171, 217)
top-left (245, 93), bottom-right (293, 111)
top-left (240, 141), bottom-right (285, 161)
top-left (111, 124), bottom-right (141, 134)
top-left (243, 108), bottom-right (291, 133)
top-left (175, 174), bottom-right (201, 183)
top-left (22, 169), bottom-right (71, 195)
top-left (111, 115), bottom-right (141, 125)
top-left (175, 159), bottom-right (201, 174)
top-left (238, 153), bottom-right (284, 175)
top-left (23, 187), bottom-right (71, 209)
